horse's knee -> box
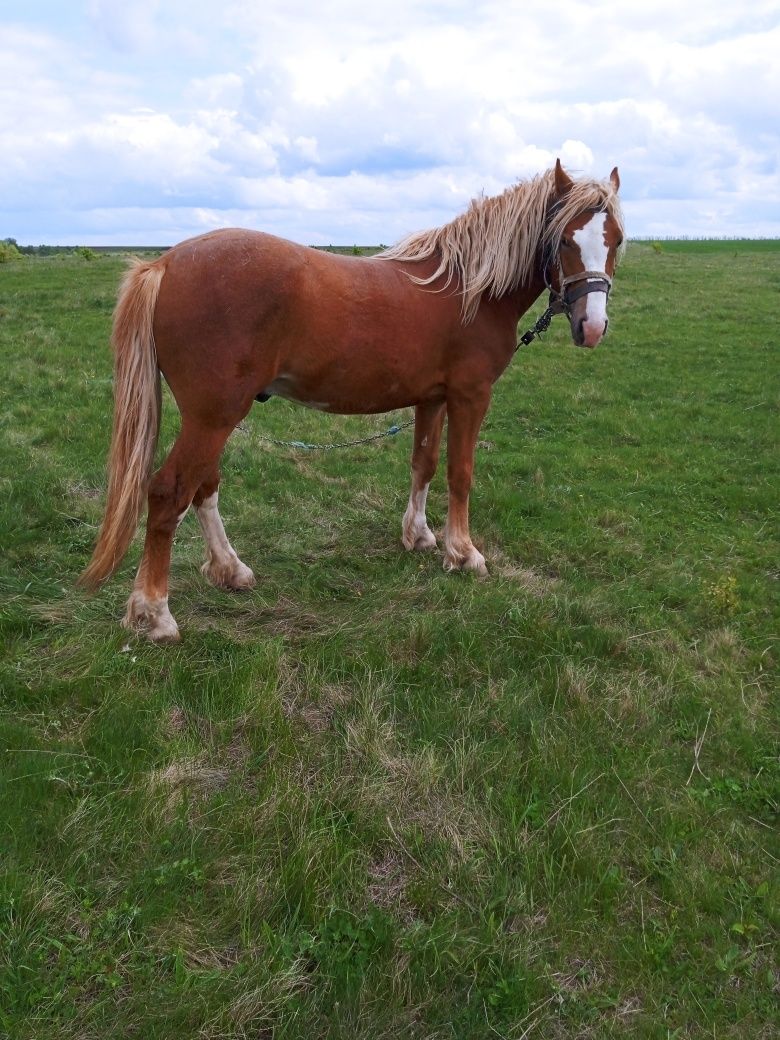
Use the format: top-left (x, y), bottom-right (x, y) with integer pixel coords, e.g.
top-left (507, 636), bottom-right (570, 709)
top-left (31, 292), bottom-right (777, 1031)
top-left (146, 473), bottom-right (191, 534)
top-left (412, 459), bottom-right (437, 488)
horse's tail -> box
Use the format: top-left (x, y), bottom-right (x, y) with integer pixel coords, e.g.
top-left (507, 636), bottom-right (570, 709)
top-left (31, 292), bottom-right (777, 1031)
top-left (79, 258), bottom-right (165, 590)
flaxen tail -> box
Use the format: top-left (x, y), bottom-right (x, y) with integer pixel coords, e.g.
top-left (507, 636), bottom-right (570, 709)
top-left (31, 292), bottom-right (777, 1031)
top-left (79, 259), bottom-right (165, 589)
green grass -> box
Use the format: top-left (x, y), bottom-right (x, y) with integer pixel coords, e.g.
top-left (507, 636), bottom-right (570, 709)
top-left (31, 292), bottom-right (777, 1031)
top-left (641, 239), bottom-right (780, 254)
top-left (0, 243), bottom-right (778, 1038)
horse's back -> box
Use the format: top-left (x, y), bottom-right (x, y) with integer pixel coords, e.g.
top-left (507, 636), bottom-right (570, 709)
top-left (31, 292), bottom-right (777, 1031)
top-left (156, 228), bottom-right (405, 327)
top-left (158, 229), bottom-right (309, 313)
top-left (154, 228), bottom-right (431, 358)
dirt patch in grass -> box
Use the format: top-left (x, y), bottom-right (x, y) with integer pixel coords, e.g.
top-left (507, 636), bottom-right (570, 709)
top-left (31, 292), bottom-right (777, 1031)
top-left (343, 696), bottom-right (493, 860)
top-left (487, 548), bottom-right (561, 595)
top-left (147, 757), bottom-right (230, 816)
top-left (367, 849), bottom-right (416, 923)
top-left (64, 479), bottom-right (103, 501)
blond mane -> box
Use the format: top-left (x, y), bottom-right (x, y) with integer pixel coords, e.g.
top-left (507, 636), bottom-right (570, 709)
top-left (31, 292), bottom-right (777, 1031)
top-left (380, 167), bottom-right (624, 322)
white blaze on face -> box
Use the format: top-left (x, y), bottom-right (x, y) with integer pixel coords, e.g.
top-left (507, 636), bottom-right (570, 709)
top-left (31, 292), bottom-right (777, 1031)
top-left (572, 211), bottom-right (609, 339)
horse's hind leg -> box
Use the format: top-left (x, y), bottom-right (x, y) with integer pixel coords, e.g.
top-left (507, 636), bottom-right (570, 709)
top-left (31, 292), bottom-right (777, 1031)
top-left (402, 401), bottom-right (446, 551)
top-left (124, 421), bottom-right (232, 642)
top-left (193, 475), bottom-right (255, 590)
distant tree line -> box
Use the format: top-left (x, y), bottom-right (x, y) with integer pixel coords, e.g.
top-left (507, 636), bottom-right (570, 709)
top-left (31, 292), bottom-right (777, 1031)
top-left (1, 238), bottom-right (103, 258)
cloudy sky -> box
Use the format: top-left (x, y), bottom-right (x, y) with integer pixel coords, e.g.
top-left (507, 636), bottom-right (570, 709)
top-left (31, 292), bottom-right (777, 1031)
top-left (2, 1), bottom-right (779, 245)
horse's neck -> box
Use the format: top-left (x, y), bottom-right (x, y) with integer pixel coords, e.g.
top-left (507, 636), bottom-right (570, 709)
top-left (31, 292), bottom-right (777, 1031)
top-left (505, 262), bottom-right (548, 321)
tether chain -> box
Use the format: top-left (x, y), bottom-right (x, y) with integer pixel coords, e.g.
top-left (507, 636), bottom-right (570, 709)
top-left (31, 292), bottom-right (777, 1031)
top-left (517, 299), bottom-right (563, 347)
top-left (255, 416), bottom-right (415, 451)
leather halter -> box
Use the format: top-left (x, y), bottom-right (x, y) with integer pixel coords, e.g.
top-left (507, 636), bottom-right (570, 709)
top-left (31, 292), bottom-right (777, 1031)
top-left (543, 203), bottom-right (613, 315)
top-left (517, 233), bottom-right (612, 348)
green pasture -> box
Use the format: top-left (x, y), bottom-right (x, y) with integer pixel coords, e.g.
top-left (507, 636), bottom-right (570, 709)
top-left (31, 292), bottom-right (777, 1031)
top-left (0, 241), bottom-right (777, 1038)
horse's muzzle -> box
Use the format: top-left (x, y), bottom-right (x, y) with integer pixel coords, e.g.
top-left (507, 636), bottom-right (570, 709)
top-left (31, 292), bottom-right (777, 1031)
top-left (573, 315), bottom-right (608, 348)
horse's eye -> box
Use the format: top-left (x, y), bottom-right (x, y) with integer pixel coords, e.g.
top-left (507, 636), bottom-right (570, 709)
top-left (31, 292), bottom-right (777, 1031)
top-left (561, 237), bottom-right (572, 249)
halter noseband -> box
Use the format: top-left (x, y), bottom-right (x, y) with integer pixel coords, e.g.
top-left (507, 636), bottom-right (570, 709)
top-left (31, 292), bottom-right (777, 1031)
top-left (559, 269), bottom-right (612, 307)
top-left (544, 261), bottom-right (612, 313)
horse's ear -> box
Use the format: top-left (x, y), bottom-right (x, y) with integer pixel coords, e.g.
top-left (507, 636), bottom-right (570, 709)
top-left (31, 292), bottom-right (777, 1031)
top-left (610, 166), bottom-right (620, 192)
top-left (554, 158), bottom-right (574, 198)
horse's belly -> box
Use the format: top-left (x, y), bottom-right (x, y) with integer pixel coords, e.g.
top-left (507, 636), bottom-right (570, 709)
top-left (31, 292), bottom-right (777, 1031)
top-left (264, 353), bottom-right (443, 414)
top-left (264, 372), bottom-right (435, 415)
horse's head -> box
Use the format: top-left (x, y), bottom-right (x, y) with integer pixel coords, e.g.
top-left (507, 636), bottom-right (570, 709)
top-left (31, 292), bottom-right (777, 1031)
top-left (546, 159), bottom-right (623, 348)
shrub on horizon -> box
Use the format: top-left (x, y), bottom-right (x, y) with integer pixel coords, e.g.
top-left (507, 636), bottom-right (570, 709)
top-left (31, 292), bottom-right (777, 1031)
top-left (0, 238), bottom-right (22, 263)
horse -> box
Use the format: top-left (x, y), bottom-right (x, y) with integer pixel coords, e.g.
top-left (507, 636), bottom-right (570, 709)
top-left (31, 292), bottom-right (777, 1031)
top-left (79, 159), bottom-right (624, 642)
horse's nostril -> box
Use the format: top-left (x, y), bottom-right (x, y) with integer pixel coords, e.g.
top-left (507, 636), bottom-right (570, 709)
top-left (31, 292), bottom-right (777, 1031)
top-left (575, 319), bottom-right (585, 344)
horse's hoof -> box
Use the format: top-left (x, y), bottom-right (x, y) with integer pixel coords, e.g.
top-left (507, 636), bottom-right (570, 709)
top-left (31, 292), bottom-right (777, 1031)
top-left (201, 558), bottom-right (256, 590)
top-left (466, 555), bottom-right (489, 577)
top-left (120, 616), bottom-right (182, 643)
top-left (443, 549), bottom-right (488, 577)
top-left (415, 533), bottom-right (437, 551)
top-left (403, 527), bottom-right (437, 552)
top-left (146, 621), bottom-right (181, 643)
top-left (122, 592), bottom-right (181, 642)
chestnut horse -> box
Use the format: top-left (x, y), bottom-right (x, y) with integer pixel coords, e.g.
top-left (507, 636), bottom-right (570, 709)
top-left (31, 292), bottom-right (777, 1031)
top-left (80, 160), bottom-right (623, 641)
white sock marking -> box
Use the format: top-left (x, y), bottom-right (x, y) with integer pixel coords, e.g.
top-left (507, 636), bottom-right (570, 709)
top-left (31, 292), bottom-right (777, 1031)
top-left (196, 492), bottom-right (237, 567)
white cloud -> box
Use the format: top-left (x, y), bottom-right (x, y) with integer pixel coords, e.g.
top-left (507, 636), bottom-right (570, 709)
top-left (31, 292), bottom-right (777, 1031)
top-left (87, 0), bottom-right (162, 52)
top-left (1, 3), bottom-right (778, 243)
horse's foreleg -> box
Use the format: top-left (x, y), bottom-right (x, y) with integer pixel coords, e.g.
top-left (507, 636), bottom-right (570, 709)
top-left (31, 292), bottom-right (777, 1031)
top-left (193, 477), bottom-right (255, 590)
top-left (402, 401), bottom-right (446, 552)
top-left (443, 390), bottom-right (491, 576)
top-left (123, 423), bottom-right (232, 642)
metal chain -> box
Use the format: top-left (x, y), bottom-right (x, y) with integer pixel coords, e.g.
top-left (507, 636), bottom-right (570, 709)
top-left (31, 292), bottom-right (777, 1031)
top-left (253, 415), bottom-right (415, 451)
top-left (517, 291), bottom-right (567, 348)
top-left (518, 304), bottom-right (558, 347)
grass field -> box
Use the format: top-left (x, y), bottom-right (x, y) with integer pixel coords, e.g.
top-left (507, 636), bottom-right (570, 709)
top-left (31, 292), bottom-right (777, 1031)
top-left (0, 241), bottom-right (778, 1038)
